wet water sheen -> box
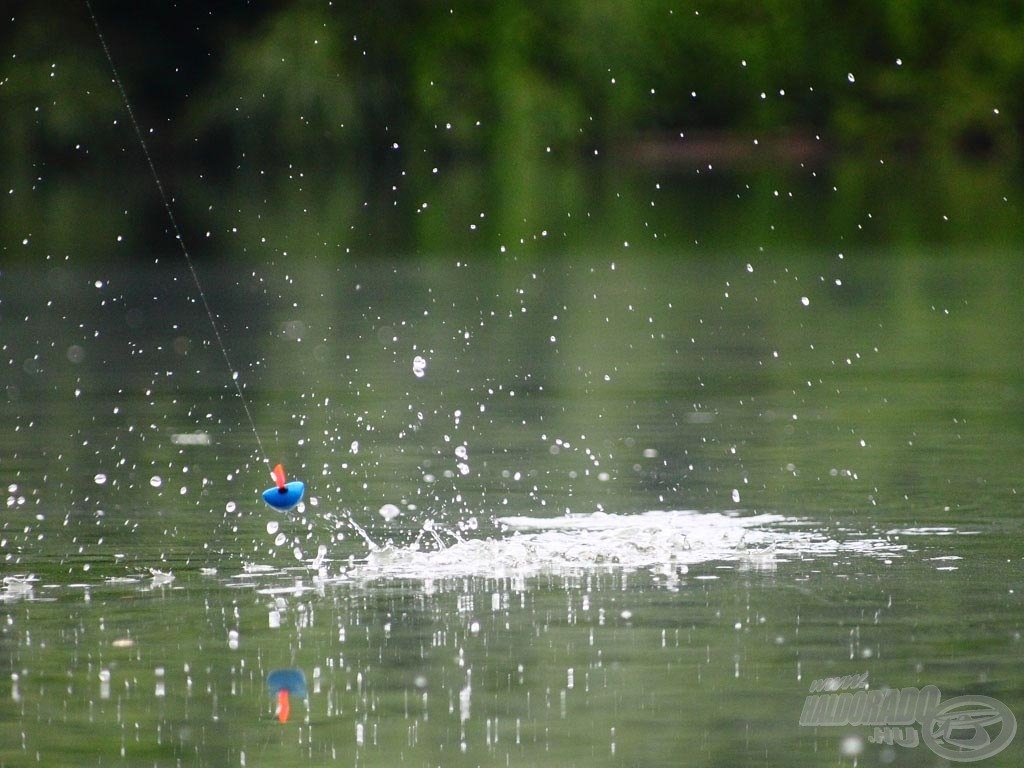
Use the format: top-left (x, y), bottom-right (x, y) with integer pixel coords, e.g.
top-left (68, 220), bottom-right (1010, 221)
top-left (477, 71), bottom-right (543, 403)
top-left (2, 252), bottom-right (1023, 766)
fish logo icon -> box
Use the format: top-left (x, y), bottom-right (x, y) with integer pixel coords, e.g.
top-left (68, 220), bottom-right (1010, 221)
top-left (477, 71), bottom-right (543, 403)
top-left (921, 695), bottom-right (1016, 762)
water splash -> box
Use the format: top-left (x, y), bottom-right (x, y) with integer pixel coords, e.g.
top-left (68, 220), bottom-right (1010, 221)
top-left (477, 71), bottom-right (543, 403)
top-left (344, 510), bottom-right (907, 581)
top-left (1, 574), bottom-right (37, 603)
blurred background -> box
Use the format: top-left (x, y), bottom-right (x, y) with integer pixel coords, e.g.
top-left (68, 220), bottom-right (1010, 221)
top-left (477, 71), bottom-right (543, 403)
top-left (2, 0), bottom-right (1024, 260)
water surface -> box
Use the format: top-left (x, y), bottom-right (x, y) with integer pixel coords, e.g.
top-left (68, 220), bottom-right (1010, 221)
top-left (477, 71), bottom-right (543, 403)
top-left (2, 246), bottom-right (1023, 765)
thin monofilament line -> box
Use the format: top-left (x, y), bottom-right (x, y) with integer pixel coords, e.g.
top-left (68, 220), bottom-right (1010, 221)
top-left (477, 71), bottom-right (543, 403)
top-left (86, 0), bottom-right (270, 470)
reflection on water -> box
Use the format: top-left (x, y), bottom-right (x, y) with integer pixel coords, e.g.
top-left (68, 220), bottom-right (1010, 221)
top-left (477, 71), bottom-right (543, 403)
top-left (1, 525), bottom-right (1020, 767)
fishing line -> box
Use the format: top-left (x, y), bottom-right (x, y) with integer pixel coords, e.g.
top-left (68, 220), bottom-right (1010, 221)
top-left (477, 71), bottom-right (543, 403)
top-left (85, 1), bottom-right (271, 471)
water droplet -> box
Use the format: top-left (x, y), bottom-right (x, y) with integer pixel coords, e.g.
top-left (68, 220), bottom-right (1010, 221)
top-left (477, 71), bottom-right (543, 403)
top-left (840, 734), bottom-right (864, 756)
top-left (378, 503), bottom-right (401, 521)
top-left (412, 355), bottom-right (427, 378)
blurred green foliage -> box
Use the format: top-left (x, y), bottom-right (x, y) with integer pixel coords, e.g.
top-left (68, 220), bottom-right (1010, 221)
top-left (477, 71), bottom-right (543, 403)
top-left (3, 0), bottom-right (1023, 170)
top-left (2, 1), bottom-right (1024, 263)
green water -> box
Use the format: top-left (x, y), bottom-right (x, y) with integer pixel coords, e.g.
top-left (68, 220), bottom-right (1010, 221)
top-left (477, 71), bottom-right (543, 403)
top-left (2, 171), bottom-right (1024, 766)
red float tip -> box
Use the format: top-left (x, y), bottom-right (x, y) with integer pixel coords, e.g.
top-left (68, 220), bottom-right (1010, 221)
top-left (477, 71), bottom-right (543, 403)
top-left (276, 689), bottom-right (290, 723)
top-left (272, 463), bottom-right (286, 491)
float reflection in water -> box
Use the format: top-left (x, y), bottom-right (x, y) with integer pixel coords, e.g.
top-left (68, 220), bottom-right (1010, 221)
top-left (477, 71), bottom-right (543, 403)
top-left (267, 668), bottom-right (307, 723)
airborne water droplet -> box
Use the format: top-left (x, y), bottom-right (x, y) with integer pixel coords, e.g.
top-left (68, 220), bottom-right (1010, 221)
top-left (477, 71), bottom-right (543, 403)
top-left (378, 504), bottom-right (401, 521)
top-left (412, 355), bottom-right (427, 378)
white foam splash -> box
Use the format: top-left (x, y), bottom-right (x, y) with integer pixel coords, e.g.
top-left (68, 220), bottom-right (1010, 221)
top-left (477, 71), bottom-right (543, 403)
top-left (344, 510), bottom-right (907, 581)
top-left (885, 526), bottom-right (981, 536)
top-left (1, 574), bottom-right (37, 603)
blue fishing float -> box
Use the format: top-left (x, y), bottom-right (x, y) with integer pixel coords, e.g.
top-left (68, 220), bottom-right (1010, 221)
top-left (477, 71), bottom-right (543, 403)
top-left (262, 463), bottom-right (305, 511)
